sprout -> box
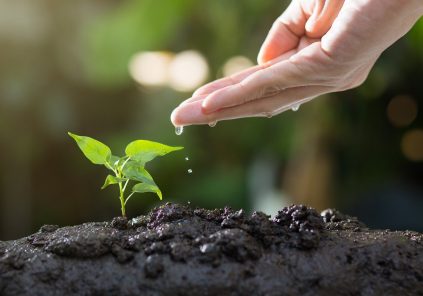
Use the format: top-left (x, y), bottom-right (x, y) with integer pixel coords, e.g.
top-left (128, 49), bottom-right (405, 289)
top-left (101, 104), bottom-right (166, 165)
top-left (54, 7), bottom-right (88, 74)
top-left (68, 132), bottom-right (183, 217)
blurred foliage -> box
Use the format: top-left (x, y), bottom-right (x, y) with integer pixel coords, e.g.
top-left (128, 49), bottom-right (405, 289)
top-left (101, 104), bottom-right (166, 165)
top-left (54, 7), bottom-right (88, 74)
top-left (0, 0), bottom-right (422, 240)
top-left (84, 0), bottom-right (278, 87)
top-left (85, 0), bottom-right (195, 87)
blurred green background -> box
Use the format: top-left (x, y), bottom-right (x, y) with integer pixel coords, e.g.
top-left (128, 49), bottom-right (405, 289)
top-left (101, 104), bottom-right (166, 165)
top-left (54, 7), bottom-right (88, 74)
top-left (1, 0), bottom-right (422, 240)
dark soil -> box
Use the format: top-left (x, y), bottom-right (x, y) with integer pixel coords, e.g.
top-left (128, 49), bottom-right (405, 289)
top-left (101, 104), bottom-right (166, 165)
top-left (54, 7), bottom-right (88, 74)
top-left (0, 203), bottom-right (422, 296)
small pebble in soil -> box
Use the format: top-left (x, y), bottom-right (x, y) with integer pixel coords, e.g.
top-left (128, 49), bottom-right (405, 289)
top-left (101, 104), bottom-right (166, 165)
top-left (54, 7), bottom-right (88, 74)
top-left (200, 243), bottom-right (216, 254)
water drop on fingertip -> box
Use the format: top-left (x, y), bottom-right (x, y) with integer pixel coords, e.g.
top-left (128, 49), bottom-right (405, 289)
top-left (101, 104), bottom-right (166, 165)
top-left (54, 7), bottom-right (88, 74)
top-left (175, 126), bottom-right (184, 135)
top-left (291, 104), bottom-right (300, 112)
top-left (208, 121), bottom-right (217, 127)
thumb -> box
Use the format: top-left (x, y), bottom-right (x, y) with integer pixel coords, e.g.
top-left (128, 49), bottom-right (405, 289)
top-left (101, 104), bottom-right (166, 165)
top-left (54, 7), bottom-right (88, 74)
top-left (257, 0), bottom-right (307, 64)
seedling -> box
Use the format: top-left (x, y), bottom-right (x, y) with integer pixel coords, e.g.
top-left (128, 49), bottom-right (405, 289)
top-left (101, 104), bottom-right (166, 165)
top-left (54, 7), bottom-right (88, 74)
top-left (68, 132), bottom-right (183, 217)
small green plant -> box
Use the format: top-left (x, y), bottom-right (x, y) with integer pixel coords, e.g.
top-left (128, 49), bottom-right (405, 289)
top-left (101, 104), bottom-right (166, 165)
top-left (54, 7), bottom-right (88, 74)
top-left (68, 132), bottom-right (183, 217)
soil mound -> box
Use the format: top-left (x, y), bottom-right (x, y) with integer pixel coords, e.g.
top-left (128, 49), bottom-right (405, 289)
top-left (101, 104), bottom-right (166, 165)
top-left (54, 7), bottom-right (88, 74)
top-left (0, 203), bottom-right (422, 295)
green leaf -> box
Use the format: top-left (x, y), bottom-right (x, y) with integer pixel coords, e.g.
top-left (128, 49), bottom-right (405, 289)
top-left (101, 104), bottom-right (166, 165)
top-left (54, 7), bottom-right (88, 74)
top-left (101, 175), bottom-right (128, 189)
top-left (68, 132), bottom-right (112, 165)
top-left (122, 161), bottom-right (156, 185)
top-left (125, 140), bottom-right (183, 163)
top-left (132, 183), bottom-right (162, 200)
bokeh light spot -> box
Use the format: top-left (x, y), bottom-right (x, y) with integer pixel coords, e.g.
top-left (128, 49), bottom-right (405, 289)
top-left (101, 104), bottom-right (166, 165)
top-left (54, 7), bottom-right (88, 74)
top-left (386, 95), bottom-right (418, 127)
top-left (129, 51), bottom-right (173, 87)
top-left (168, 50), bottom-right (209, 92)
top-left (401, 129), bottom-right (423, 161)
top-left (222, 56), bottom-right (254, 77)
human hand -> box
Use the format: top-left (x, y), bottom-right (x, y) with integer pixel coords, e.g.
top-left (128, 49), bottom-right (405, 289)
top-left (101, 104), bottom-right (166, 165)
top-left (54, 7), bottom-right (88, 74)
top-left (171, 0), bottom-right (423, 126)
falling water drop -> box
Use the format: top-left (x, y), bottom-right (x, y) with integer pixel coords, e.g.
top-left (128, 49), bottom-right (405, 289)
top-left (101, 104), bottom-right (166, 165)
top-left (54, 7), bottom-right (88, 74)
top-left (208, 121), bottom-right (217, 127)
top-left (187, 169), bottom-right (193, 174)
top-left (175, 126), bottom-right (184, 135)
top-left (185, 156), bottom-right (189, 161)
top-left (291, 104), bottom-right (300, 112)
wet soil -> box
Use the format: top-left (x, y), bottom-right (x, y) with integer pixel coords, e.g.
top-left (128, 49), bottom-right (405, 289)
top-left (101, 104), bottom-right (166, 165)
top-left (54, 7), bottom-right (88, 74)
top-left (0, 203), bottom-right (422, 296)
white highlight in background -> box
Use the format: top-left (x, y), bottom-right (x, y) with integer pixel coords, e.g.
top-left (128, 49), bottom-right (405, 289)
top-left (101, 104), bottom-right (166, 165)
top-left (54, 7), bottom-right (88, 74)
top-left (222, 56), bottom-right (254, 77)
top-left (128, 51), bottom-right (173, 87)
top-left (168, 50), bottom-right (209, 92)
top-left (129, 50), bottom-right (209, 92)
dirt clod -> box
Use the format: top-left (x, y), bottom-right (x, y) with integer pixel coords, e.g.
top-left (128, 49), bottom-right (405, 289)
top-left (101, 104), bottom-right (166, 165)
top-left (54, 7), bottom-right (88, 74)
top-left (111, 216), bottom-right (128, 230)
top-left (144, 254), bottom-right (164, 278)
top-left (148, 202), bottom-right (193, 229)
top-left (40, 225), bottom-right (59, 233)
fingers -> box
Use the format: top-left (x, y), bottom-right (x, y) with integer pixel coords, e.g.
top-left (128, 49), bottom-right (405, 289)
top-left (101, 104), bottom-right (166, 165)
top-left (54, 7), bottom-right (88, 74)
top-left (305, 0), bottom-right (345, 38)
top-left (257, 0), bottom-right (307, 64)
top-left (178, 50), bottom-right (297, 108)
top-left (192, 65), bottom-right (262, 98)
top-left (199, 68), bottom-right (281, 113)
top-left (258, 0), bottom-right (344, 64)
top-left (180, 41), bottom-right (328, 117)
top-left (191, 49), bottom-right (297, 100)
top-left (200, 58), bottom-right (311, 113)
top-left (171, 85), bottom-right (331, 126)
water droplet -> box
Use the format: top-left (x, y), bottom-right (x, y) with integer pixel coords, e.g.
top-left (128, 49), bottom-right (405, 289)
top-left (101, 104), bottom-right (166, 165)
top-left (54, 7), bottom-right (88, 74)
top-left (185, 156), bottom-right (189, 161)
top-left (208, 121), bottom-right (217, 127)
top-left (175, 126), bottom-right (184, 135)
top-left (187, 201), bottom-right (191, 205)
top-left (187, 169), bottom-right (193, 174)
top-left (291, 104), bottom-right (300, 112)
top-left (264, 112), bottom-right (273, 118)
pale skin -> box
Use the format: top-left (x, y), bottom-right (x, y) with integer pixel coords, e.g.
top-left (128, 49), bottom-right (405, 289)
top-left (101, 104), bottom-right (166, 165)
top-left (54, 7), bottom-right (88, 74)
top-left (171, 0), bottom-right (423, 126)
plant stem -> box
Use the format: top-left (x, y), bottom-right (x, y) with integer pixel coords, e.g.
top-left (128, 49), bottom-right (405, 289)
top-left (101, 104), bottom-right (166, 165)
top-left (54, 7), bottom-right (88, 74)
top-left (116, 167), bottom-right (126, 217)
top-left (118, 181), bottom-right (126, 217)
